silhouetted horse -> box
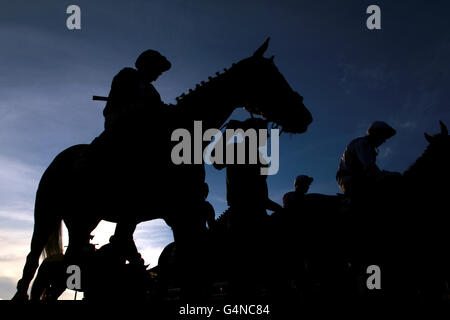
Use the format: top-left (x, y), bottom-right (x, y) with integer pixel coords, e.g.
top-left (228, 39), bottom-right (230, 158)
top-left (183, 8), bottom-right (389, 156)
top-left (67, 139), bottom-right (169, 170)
top-left (396, 121), bottom-right (450, 299)
top-left (13, 38), bottom-right (312, 300)
top-left (273, 121), bottom-right (450, 301)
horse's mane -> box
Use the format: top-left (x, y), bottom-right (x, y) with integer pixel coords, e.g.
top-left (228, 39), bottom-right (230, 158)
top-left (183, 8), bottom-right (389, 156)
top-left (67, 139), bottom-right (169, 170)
top-left (213, 207), bottom-right (232, 231)
top-left (403, 143), bottom-right (434, 178)
top-left (172, 63), bottom-right (236, 110)
top-left (403, 133), bottom-right (450, 188)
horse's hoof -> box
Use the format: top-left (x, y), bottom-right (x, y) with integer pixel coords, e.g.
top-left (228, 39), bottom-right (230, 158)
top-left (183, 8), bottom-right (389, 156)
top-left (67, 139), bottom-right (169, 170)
top-left (11, 291), bottom-right (29, 302)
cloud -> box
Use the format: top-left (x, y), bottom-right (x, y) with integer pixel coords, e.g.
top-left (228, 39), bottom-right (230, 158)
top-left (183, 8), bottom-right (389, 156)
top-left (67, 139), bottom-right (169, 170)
top-left (135, 220), bottom-right (173, 267)
top-left (398, 121), bottom-right (417, 130)
top-left (0, 277), bottom-right (17, 300)
top-left (0, 155), bottom-right (38, 286)
top-left (399, 38), bottom-right (450, 121)
top-left (0, 155), bottom-right (42, 203)
top-left (339, 62), bottom-right (396, 94)
top-left (0, 208), bottom-right (34, 224)
top-left (378, 146), bottom-right (393, 161)
top-left (0, 228), bottom-right (32, 282)
top-left (0, 155), bottom-right (39, 289)
top-left (208, 194), bottom-right (227, 204)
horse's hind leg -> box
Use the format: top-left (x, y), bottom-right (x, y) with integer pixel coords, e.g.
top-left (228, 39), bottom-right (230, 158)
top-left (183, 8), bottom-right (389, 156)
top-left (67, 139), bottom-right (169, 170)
top-left (13, 210), bottom-right (62, 300)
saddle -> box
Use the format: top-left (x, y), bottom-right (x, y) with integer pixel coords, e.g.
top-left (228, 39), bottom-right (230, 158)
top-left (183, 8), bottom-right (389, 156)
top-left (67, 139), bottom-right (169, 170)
top-left (73, 132), bottom-right (125, 175)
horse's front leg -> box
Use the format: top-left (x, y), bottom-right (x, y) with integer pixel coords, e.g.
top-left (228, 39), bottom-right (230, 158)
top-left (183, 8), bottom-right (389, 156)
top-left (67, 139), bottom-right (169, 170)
top-left (111, 220), bottom-right (145, 266)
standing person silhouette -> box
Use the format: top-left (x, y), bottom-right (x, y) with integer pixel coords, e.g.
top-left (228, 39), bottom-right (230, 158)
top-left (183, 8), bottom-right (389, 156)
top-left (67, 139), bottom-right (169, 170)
top-left (283, 174), bottom-right (314, 211)
top-left (214, 118), bottom-right (282, 297)
top-left (214, 118), bottom-right (282, 230)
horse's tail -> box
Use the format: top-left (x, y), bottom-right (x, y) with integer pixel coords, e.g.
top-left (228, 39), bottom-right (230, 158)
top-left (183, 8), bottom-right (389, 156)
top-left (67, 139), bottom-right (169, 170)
top-left (13, 192), bottom-right (63, 300)
top-left (36, 153), bottom-right (64, 260)
top-left (42, 218), bottom-right (63, 259)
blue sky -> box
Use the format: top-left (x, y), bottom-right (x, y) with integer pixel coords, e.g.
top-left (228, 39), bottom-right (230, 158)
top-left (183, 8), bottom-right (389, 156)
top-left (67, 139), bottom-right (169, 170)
top-left (1, 0), bottom-right (449, 299)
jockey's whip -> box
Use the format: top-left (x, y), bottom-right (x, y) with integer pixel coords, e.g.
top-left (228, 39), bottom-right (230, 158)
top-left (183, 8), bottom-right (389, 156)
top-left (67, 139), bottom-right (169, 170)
top-left (93, 96), bottom-right (108, 101)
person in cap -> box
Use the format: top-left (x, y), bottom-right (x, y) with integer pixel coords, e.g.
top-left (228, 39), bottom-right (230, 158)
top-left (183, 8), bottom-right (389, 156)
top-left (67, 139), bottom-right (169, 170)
top-left (89, 49), bottom-right (171, 149)
top-left (214, 118), bottom-right (283, 227)
top-left (336, 121), bottom-right (399, 197)
top-left (282, 175), bottom-right (314, 210)
top-left (103, 49), bottom-right (171, 131)
top-left (86, 50), bottom-right (172, 168)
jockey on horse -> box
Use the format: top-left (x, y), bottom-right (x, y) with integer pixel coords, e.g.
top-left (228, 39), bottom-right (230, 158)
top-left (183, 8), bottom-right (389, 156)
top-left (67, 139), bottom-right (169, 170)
top-left (88, 50), bottom-right (172, 266)
top-left (336, 121), bottom-right (400, 202)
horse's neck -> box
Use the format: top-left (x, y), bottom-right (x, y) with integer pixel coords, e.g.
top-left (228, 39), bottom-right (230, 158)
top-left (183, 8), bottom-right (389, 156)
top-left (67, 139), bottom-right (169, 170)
top-left (173, 67), bottom-right (244, 130)
top-left (403, 145), bottom-right (436, 188)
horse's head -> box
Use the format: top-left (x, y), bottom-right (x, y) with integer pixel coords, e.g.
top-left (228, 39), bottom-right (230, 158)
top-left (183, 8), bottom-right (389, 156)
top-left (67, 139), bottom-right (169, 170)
top-left (233, 38), bottom-right (312, 133)
top-left (406, 121), bottom-right (450, 188)
top-left (424, 121), bottom-right (449, 145)
top-left (423, 121), bottom-right (450, 167)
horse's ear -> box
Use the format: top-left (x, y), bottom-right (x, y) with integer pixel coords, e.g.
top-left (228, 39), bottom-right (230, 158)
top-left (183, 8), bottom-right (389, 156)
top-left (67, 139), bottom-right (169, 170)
top-left (439, 120), bottom-right (448, 136)
top-left (253, 37), bottom-right (270, 58)
top-left (269, 55), bottom-right (275, 62)
top-left (424, 132), bottom-right (433, 143)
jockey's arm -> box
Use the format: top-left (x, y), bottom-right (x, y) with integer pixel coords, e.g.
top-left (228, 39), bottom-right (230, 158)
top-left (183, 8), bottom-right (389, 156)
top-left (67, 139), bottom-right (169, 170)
top-left (356, 142), bottom-right (401, 179)
top-left (266, 198), bottom-right (283, 212)
top-left (354, 139), bottom-right (383, 180)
